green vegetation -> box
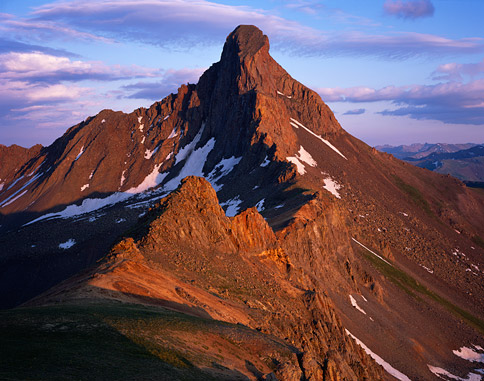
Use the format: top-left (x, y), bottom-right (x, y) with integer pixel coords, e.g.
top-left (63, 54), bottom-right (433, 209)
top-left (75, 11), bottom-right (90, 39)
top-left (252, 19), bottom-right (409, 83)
top-left (356, 245), bottom-right (484, 335)
top-left (0, 303), bottom-right (230, 380)
top-left (0, 302), bottom-right (293, 380)
top-left (472, 235), bottom-right (484, 250)
top-left (391, 175), bottom-right (433, 217)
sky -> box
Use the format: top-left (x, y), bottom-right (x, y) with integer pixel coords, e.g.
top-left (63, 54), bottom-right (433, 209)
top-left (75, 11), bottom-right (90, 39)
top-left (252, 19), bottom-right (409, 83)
top-left (1, 0), bottom-right (483, 147)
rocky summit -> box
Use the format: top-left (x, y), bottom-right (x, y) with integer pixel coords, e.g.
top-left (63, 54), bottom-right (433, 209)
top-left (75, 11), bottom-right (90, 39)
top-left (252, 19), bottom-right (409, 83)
top-left (1, 25), bottom-right (484, 380)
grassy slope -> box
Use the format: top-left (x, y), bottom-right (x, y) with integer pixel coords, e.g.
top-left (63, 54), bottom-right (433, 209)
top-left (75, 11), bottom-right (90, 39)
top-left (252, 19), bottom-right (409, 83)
top-left (355, 244), bottom-right (484, 336)
top-left (0, 302), bottom-right (292, 381)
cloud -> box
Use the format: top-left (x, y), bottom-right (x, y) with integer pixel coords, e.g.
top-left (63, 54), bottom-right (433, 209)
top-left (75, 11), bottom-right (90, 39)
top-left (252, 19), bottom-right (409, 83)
top-left (383, 0), bottom-right (434, 19)
top-left (343, 108), bottom-right (365, 115)
top-left (319, 68), bottom-right (484, 125)
top-left (1, 13), bottom-right (113, 43)
top-left (0, 37), bottom-right (78, 57)
top-left (123, 68), bottom-right (205, 100)
top-left (19, 0), bottom-right (482, 59)
top-left (0, 51), bottom-right (160, 83)
top-left (432, 59), bottom-right (484, 81)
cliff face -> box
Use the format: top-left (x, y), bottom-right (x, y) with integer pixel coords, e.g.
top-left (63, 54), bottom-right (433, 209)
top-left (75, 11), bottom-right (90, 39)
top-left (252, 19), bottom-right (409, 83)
top-left (33, 176), bottom-right (383, 380)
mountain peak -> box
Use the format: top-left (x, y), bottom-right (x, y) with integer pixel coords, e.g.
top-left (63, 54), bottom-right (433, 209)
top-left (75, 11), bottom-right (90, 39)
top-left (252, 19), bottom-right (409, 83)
top-left (223, 25), bottom-right (269, 61)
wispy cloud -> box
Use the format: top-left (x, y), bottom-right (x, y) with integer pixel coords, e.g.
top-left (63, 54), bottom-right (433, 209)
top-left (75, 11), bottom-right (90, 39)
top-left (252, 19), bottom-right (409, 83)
top-left (383, 0), bottom-right (435, 19)
top-left (123, 68), bottom-right (205, 100)
top-left (343, 108), bottom-right (366, 115)
top-left (18, 0), bottom-right (482, 59)
top-left (319, 76), bottom-right (484, 125)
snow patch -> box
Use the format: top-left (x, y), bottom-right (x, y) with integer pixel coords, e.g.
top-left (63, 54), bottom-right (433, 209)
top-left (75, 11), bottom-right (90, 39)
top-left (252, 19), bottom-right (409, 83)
top-left (129, 163), bottom-right (167, 194)
top-left (167, 128), bottom-right (178, 139)
top-left (287, 145), bottom-right (317, 175)
top-left (421, 265), bottom-right (434, 274)
top-left (80, 184), bottom-right (89, 192)
top-left (138, 116), bottom-right (142, 123)
top-left (144, 146), bottom-right (159, 159)
top-left (0, 190), bottom-right (28, 207)
top-left (290, 118), bottom-right (347, 160)
top-left (163, 130), bottom-right (215, 192)
top-left (221, 196), bottom-right (242, 217)
top-left (164, 114), bottom-right (170, 121)
top-left (349, 295), bottom-right (367, 315)
top-left (120, 170), bottom-right (126, 186)
top-left (101, 119), bottom-right (105, 123)
top-left (260, 156), bottom-right (270, 167)
top-left (0, 172), bottom-right (42, 207)
top-left (298, 146), bottom-right (317, 167)
top-left (74, 146), bottom-right (84, 161)
top-left (345, 329), bottom-right (411, 381)
top-left (287, 156), bottom-right (306, 175)
top-left (116, 218), bottom-right (126, 223)
top-left (59, 239), bottom-right (76, 250)
top-left (277, 90), bottom-right (292, 99)
top-left (6, 176), bottom-right (24, 191)
top-left (428, 365), bottom-right (481, 381)
top-left (141, 136), bottom-right (145, 144)
top-left (256, 199), bottom-right (265, 212)
top-left (89, 171), bottom-right (94, 180)
top-left (352, 238), bottom-right (393, 266)
top-left (322, 174), bottom-right (342, 199)
top-left (206, 156), bottom-right (242, 191)
top-left (453, 346), bottom-right (484, 363)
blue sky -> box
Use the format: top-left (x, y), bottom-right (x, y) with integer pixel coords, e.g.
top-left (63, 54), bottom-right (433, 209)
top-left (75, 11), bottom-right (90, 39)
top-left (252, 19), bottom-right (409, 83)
top-left (1, 0), bottom-right (483, 147)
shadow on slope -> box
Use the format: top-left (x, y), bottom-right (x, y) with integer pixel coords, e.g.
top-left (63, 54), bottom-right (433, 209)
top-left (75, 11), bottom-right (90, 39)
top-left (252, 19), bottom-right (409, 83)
top-left (0, 301), bottom-right (295, 380)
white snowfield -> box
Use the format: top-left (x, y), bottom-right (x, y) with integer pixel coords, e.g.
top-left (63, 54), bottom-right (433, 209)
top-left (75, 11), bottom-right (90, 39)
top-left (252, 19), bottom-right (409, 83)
top-left (59, 239), bottom-right (76, 249)
top-left (453, 346), bottom-right (484, 363)
top-left (256, 198), bottom-right (265, 212)
top-left (290, 118), bottom-right (347, 160)
top-left (206, 156), bottom-right (242, 191)
top-left (22, 123), bottom-right (245, 225)
top-left (428, 365), bottom-right (481, 381)
top-left (349, 295), bottom-right (367, 315)
top-left (321, 173), bottom-right (342, 199)
top-left (345, 329), bottom-right (411, 381)
top-left (287, 145), bottom-right (317, 175)
top-left (220, 196), bottom-right (242, 217)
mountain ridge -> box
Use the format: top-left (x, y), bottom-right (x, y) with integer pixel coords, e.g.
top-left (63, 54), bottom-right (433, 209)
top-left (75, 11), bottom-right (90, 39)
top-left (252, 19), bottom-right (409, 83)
top-left (1, 25), bottom-right (484, 380)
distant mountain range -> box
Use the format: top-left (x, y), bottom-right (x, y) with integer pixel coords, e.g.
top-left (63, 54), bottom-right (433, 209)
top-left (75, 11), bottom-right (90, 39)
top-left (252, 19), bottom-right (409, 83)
top-left (376, 143), bottom-right (484, 183)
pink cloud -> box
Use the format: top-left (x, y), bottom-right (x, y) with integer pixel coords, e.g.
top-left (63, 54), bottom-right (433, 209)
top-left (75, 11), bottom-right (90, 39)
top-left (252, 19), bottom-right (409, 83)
top-left (319, 79), bottom-right (484, 125)
top-left (432, 59), bottom-right (484, 81)
top-left (383, 0), bottom-right (434, 19)
top-left (0, 51), bottom-right (160, 82)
